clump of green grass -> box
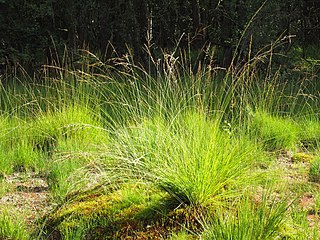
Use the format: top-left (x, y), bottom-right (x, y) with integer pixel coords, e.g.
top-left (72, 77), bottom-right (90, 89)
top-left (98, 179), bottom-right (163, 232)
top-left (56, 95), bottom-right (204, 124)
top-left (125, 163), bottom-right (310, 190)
top-left (299, 117), bottom-right (320, 151)
top-left (116, 111), bottom-right (263, 207)
top-left (0, 104), bottom-right (109, 199)
top-left (288, 200), bottom-right (320, 239)
top-left (250, 111), bottom-right (300, 151)
top-left (309, 156), bottom-right (320, 183)
top-left (30, 105), bottom-right (108, 152)
top-left (46, 150), bottom-right (117, 204)
top-left (0, 209), bottom-right (29, 240)
top-left (201, 192), bottom-right (290, 240)
top-left (46, 157), bottom-right (86, 203)
top-left (0, 115), bottom-right (47, 176)
top-left (0, 116), bottom-right (18, 175)
top-left (8, 140), bottom-right (46, 172)
top-left (32, 106), bottom-right (110, 202)
top-left (0, 179), bottom-right (11, 197)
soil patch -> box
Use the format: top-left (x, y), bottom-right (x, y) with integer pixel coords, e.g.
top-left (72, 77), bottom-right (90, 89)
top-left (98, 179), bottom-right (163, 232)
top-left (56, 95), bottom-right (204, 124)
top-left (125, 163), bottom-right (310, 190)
top-left (0, 172), bottom-right (51, 227)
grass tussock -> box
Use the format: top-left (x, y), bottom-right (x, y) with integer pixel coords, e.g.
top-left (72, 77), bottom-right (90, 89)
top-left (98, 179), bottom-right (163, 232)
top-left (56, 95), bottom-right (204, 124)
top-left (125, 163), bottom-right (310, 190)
top-left (116, 112), bottom-right (262, 206)
top-left (0, 209), bottom-right (30, 240)
top-left (0, 42), bottom-right (319, 239)
top-left (201, 192), bottom-right (291, 240)
top-left (249, 111), bottom-right (300, 151)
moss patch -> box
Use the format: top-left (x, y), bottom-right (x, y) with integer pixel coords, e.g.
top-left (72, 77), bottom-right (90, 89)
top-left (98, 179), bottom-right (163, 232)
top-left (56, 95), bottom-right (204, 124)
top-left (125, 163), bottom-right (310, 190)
top-left (41, 185), bottom-right (203, 239)
top-left (292, 153), bottom-right (315, 163)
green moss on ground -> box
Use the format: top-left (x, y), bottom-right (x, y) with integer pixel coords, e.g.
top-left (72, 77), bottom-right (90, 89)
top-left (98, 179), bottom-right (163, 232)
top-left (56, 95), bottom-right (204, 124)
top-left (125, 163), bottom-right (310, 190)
top-left (292, 153), bottom-right (315, 163)
top-left (40, 184), bottom-right (202, 239)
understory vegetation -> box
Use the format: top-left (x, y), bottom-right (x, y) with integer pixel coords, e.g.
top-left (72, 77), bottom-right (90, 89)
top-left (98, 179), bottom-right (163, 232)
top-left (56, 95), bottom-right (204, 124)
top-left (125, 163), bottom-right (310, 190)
top-left (0, 44), bottom-right (319, 239)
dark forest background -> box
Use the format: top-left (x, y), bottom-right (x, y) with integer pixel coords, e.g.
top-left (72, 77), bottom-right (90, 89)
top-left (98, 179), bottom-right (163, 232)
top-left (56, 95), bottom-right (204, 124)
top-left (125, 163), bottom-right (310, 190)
top-left (0, 0), bottom-right (319, 72)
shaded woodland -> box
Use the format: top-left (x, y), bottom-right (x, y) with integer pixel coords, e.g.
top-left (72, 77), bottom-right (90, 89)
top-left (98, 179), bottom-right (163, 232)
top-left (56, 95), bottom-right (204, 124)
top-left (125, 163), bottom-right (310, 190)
top-left (0, 0), bottom-right (319, 71)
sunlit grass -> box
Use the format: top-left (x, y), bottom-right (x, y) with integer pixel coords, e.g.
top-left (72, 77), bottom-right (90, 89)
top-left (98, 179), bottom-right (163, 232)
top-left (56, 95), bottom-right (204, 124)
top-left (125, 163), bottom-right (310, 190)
top-left (249, 111), bottom-right (300, 151)
top-left (201, 191), bottom-right (291, 240)
top-left (0, 43), bottom-right (318, 238)
top-left (309, 156), bottom-right (320, 183)
top-left (299, 117), bottom-right (320, 151)
top-left (116, 111), bottom-right (263, 207)
top-left (0, 116), bottom-right (47, 175)
top-left (0, 209), bottom-right (29, 240)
